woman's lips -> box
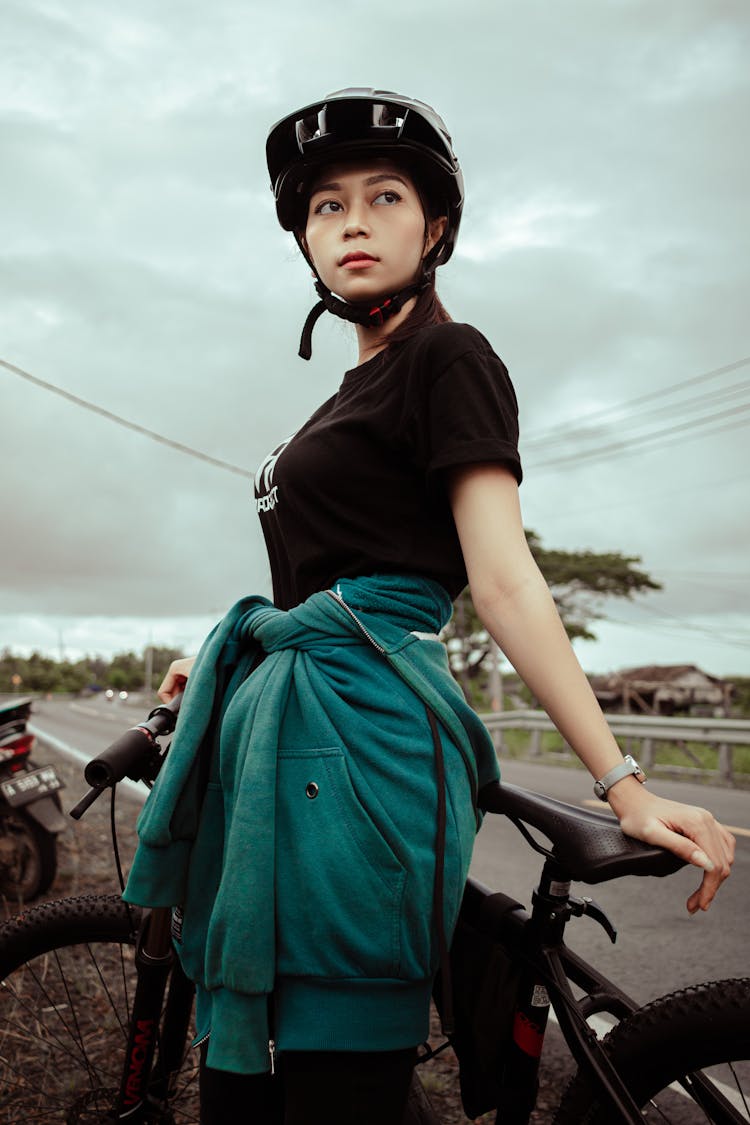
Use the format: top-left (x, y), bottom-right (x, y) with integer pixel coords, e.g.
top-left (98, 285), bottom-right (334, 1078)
top-left (339, 253), bottom-right (377, 269)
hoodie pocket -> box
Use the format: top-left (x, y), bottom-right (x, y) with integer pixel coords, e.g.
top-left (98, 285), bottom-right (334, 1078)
top-left (275, 747), bottom-right (407, 980)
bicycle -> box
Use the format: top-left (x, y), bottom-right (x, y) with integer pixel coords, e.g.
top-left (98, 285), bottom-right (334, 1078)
top-left (0, 696), bottom-right (747, 1124)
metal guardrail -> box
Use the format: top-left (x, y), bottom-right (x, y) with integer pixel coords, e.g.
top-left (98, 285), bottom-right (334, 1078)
top-left (481, 710), bottom-right (750, 785)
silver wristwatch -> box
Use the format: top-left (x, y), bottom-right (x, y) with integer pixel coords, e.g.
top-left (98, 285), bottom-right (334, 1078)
top-left (593, 755), bottom-right (646, 801)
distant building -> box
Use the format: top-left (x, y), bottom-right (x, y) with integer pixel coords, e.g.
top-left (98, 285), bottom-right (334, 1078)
top-left (590, 664), bottom-right (732, 716)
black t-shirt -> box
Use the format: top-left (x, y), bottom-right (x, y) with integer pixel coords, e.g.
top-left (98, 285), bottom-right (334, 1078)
top-left (254, 322), bottom-right (522, 610)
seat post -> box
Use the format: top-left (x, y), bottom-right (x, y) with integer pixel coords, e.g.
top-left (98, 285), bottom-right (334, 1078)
top-left (531, 858), bottom-right (574, 945)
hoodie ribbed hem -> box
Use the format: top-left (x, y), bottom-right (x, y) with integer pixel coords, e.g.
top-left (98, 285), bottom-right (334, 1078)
top-left (276, 977), bottom-right (432, 1054)
top-left (192, 976), bottom-right (432, 1074)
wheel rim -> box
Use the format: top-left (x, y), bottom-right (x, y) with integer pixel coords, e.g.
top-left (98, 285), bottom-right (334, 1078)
top-left (638, 1061), bottom-right (750, 1123)
top-left (0, 937), bottom-right (200, 1123)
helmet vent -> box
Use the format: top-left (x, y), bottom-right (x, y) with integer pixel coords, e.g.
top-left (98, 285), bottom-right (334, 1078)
top-left (373, 103), bottom-right (405, 130)
top-left (295, 111), bottom-right (326, 147)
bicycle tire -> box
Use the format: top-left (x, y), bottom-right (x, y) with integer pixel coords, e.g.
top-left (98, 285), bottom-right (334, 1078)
top-left (0, 893), bottom-right (200, 1124)
top-left (554, 977), bottom-right (750, 1124)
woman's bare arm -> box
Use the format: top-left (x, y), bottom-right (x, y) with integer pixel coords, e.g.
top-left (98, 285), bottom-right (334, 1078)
top-left (448, 462), bottom-right (734, 912)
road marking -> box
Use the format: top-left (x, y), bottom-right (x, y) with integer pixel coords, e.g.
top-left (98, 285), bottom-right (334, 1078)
top-left (29, 725), bottom-right (147, 804)
top-left (581, 799), bottom-right (750, 837)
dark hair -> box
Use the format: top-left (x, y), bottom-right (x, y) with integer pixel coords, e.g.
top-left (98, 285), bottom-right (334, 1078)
top-left (377, 170), bottom-right (452, 350)
top-left (377, 275), bottom-right (452, 352)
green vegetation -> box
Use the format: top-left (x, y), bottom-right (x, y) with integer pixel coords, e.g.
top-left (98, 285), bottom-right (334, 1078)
top-left (0, 646), bottom-right (185, 696)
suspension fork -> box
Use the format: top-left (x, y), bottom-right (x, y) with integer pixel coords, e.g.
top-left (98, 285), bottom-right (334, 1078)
top-left (111, 906), bottom-right (191, 1123)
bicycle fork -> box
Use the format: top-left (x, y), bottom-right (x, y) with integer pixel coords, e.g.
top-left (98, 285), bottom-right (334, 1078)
top-left (111, 906), bottom-right (195, 1123)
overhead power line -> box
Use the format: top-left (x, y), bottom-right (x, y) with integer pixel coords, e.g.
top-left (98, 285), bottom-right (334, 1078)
top-left (525, 400), bottom-right (750, 471)
top-left (1, 357), bottom-right (254, 480)
top-left (523, 377), bottom-right (750, 453)
top-left (604, 615), bottom-right (750, 651)
top-left (4, 352), bottom-right (750, 481)
top-left (523, 355), bottom-right (750, 446)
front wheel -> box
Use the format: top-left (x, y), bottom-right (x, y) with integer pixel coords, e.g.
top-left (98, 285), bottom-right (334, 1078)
top-left (0, 806), bottom-right (57, 900)
top-left (0, 893), bottom-right (200, 1123)
top-left (555, 977), bottom-right (750, 1124)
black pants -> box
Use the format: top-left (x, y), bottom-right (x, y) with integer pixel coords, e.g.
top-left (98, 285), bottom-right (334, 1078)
top-left (199, 1044), bottom-right (417, 1125)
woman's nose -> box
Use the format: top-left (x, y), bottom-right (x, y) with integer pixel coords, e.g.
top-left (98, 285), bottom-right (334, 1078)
top-left (343, 202), bottom-right (370, 238)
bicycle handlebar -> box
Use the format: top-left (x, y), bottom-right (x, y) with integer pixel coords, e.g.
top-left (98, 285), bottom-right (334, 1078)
top-left (69, 693), bottom-right (184, 821)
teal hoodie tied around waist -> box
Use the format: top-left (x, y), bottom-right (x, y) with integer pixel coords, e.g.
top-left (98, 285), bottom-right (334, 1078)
top-left (123, 574), bottom-right (500, 1074)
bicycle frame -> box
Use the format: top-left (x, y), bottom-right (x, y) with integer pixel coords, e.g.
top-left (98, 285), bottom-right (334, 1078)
top-left (460, 861), bottom-right (740, 1125)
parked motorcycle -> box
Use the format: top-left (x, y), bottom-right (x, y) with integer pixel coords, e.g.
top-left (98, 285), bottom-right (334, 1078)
top-left (0, 697), bottom-right (67, 900)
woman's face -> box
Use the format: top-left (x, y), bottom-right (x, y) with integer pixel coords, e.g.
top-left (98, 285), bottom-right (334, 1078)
top-left (302, 159), bottom-right (446, 303)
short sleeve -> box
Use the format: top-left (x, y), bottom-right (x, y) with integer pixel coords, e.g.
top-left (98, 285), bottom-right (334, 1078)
top-left (408, 324), bottom-right (522, 485)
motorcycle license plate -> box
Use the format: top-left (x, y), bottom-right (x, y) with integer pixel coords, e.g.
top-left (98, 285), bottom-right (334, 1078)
top-left (1, 766), bottom-right (64, 808)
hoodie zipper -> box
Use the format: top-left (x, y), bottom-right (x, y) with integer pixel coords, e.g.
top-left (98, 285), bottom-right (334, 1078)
top-left (326, 588), bottom-right (386, 654)
top-left (325, 587), bottom-right (479, 815)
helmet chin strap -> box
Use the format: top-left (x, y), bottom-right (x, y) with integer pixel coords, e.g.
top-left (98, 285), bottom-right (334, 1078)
top-left (298, 276), bottom-right (430, 360)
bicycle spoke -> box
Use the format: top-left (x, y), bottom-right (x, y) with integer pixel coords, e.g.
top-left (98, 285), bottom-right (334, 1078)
top-left (0, 909), bottom-right (200, 1124)
top-left (84, 939), bottom-right (132, 1040)
top-left (1, 971), bottom-right (101, 1074)
top-left (640, 1064), bottom-right (750, 1123)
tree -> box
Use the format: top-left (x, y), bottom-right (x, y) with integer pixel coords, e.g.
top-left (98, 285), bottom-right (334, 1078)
top-left (525, 530), bottom-right (661, 642)
top-left (147, 646), bottom-right (186, 692)
top-left (445, 529), bottom-right (662, 708)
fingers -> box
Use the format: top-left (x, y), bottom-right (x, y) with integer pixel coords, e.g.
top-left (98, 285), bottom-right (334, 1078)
top-left (683, 819), bottom-right (735, 914)
top-left (157, 656), bottom-right (196, 703)
top-left (616, 795), bottom-right (735, 914)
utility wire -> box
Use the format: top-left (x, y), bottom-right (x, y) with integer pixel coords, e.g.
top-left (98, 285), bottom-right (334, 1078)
top-left (1, 357), bottom-right (254, 480)
top-left (658, 569), bottom-right (750, 581)
top-left (526, 401), bottom-right (750, 470)
top-left (606, 600), bottom-right (750, 650)
top-left (4, 352), bottom-right (749, 480)
top-left (523, 378), bottom-right (750, 451)
top-left (523, 355), bottom-right (750, 445)
top-left (603, 615), bottom-right (750, 651)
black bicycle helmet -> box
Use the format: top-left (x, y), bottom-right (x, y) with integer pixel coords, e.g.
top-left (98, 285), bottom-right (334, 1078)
top-left (266, 88), bottom-right (464, 358)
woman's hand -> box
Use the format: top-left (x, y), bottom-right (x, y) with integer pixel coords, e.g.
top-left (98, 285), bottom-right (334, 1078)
top-left (606, 777), bottom-right (735, 913)
top-left (158, 656), bottom-right (197, 703)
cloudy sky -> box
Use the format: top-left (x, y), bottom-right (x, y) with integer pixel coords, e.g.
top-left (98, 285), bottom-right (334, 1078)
top-left (2, 0), bottom-right (749, 676)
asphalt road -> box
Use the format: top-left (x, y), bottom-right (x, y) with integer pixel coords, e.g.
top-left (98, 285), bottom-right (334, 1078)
top-left (30, 694), bottom-right (749, 1007)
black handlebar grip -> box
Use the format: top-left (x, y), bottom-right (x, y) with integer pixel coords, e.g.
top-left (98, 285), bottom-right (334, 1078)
top-left (84, 727), bottom-right (156, 789)
top-left (83, 691), bottom-right (184, 790)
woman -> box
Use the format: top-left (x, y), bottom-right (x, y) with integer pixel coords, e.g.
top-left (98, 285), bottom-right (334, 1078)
top-left (124, 90), bottom-right (734, 1125)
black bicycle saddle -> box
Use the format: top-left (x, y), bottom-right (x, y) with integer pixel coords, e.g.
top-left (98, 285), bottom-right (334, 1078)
top-left (478, 780), bottom-right (687, 883)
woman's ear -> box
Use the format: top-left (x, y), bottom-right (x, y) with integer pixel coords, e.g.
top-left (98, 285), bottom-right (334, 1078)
top-left (424, 215), bottom-right (448, 257)
top-left (295, 231), bottom-right (316, 276)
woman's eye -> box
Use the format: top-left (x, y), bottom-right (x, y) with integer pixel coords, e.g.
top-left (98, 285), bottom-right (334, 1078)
top-left (314, 199), bottom-right (342, 215)
top-left (373, 190), bottom-right (401, 205)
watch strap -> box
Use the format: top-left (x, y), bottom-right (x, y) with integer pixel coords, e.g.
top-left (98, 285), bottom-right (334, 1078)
top-left (593, 755), bottom-right (646, 801)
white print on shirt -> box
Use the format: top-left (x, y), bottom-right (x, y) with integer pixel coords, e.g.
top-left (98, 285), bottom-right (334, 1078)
top-left (254, 437), bottom-right (292, 513)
